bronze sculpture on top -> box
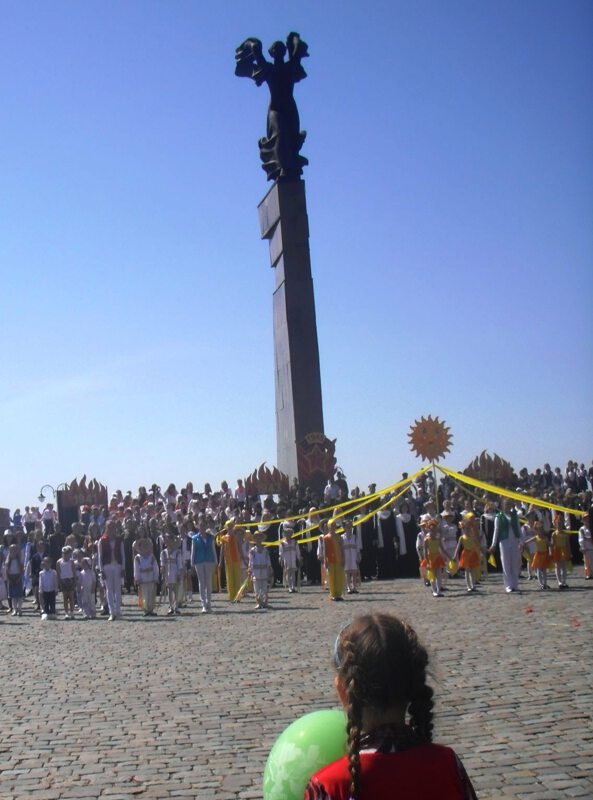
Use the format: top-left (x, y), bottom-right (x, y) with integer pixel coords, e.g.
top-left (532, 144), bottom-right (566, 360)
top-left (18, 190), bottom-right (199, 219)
top-left (235, 32), bottom-right (309, 181)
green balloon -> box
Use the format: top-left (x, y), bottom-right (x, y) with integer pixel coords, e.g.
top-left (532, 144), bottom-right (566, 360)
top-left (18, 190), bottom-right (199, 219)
top-left (263, 708), bottom-right (348, 800)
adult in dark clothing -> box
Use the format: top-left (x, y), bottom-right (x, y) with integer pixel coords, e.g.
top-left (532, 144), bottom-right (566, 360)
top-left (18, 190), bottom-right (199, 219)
top-left (48, 525), bottom-right (65, 567)
top-left (30, 539), bottom-right (48, 611)
top-left (479, 502), bottom-right (497, 549)
top-left (565, 497), bottom-right (584, 564)
top-left (335, 471), bottom-right (349, 503)
top-left (259, 510), bottom-right (282, 586)
top-left (299, 511), bottom-right (321, 585)
top-left (357, 486), bottom-right (379, 581)
top-left (376, 505), bottom-right (398, 580)
top-left (123, 526), bottom-right (136, 592)
top-left (70, 521), bottom-right (86, 548)
top-left (394, 502), bottom-right (419, 577)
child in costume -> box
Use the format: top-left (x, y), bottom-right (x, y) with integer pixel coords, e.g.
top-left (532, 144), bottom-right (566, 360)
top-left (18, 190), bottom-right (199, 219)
top-left (160, 534), bottom-right (183, 615)
top-left (56, 546), bottom-right (77, 620)
top-left (134, 538), bottom-right (160, 616)
top-left (279, 520), bottom-right (300, 593)
top-left (324, 519), bottom-right (345, 601)
top-left (416, 515), bottom-right (432, 586)
top-left (78, 557), bottom-right (96, 619)
top-left (304, 612), bottom-right (477, 800)
top-left (454, 514), bottom-right (483, 594)
top-left (551, 513), bottom-right (571, 590)
top-left (578, 514), bottom-right (592, 580)
top-left (341, 517), bottom-right (361, 594)
top-left (439, 509), bottom-right (459, 582)
top-left (520, 512), bottom-right (537, 580)
top-left (6, 543), bottom-right (24, 616)
top-left (248, 530), bottom-right (272, 609)
top-left (421, 520), bottom-right (446, 597)
top-left (38, 557), bottom-right (59, 619)
top-left (317, 518), bottom-right (328, 590)
top-left (523, 522), bottom-right (550, 590)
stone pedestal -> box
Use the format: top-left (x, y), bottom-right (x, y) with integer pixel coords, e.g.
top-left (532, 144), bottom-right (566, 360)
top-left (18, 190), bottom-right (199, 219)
top-left (258, 180), bottom-right (324, 486)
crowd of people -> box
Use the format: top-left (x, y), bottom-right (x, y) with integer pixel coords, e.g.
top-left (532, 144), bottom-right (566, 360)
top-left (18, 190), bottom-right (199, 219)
top-left (1, 460), bottom-right (591, 620)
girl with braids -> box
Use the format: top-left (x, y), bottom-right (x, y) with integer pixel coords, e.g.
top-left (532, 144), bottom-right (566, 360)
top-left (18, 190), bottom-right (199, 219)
top-left (304, 613), bottom-right (477, 800)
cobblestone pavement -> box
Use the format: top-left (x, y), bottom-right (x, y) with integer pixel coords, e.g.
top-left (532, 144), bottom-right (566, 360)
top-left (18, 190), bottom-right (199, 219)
top-left (1, 567), bottom-right (591, 800)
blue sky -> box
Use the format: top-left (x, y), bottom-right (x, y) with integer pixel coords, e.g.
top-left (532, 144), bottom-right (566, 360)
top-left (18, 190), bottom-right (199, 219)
top-left (1, 1), bottom-right (592, 512)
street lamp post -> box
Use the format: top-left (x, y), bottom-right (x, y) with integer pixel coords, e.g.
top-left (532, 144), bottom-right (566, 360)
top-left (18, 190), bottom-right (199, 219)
top-left (38, 483), bottom-right (70, 504)
top-left (38, 485), bottom-right (55, 504)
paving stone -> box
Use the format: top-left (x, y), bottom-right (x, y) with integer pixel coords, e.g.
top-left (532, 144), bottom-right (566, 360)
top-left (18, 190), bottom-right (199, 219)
top-left (0, 571), bottom-right (591, 799)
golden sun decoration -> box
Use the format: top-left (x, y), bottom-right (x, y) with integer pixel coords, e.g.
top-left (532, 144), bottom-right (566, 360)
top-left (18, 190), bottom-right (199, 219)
top-left (408, 415), bottom-right (452, 462)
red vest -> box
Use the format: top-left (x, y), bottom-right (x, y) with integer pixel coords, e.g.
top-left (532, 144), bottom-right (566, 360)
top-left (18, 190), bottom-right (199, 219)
top-left (307, 743), bottom-right (466, 800)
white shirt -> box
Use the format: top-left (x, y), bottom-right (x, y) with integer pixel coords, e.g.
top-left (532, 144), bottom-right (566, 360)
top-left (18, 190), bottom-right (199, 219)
top-left (39, 568), bottom-right (59, 593)
top-left (579, 526), bottom-right (592, 552)
top-left (249, 546), bottom-right (271, 580)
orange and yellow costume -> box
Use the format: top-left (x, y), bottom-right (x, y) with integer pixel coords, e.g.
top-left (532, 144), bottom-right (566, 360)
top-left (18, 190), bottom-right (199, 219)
top-left (551, 530), bottom-right (571, 564)
top-left (531, 535), bottom-right (550, 570)
top-left (221, 531), bottom-right (242, 601)
top-left (458, 533), bottom-right (480, 571)
top-left (422, 537), bottom-right (445, 571)
top-left (324, 531), bottom-right (345, 600)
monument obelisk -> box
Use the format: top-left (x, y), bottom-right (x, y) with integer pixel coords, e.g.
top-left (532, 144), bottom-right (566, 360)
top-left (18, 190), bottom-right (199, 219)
top-left (236, 32), bottom-right (333, 490)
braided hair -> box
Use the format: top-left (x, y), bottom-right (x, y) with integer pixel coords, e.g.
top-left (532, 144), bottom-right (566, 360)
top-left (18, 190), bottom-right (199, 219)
top-left (333, 613), bottom-right (434, 799)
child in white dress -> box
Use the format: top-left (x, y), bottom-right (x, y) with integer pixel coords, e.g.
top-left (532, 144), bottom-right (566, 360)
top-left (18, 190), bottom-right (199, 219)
top-left (248, 531), bottom-right (272, 609)
top-left (160, 535), bottom-right (183, 616)
top-left (78, 558), bottom-right (96, 619)
top-left (341, 518), bottom-right (361, 594)
top-left (279, 521), bottom-right (300, 593)
top-left (134, 538), bottom-right (160, 616)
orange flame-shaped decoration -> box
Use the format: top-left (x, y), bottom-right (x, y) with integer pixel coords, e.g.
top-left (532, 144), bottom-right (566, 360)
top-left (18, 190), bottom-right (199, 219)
top-left (463, 450), bottom-right (514, 483)
top-left (244, 463), bottom-right (290, 496)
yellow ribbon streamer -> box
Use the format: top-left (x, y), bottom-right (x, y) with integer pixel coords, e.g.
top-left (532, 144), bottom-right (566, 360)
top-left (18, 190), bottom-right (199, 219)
top-left (247, 466), bottom-right (432, 547)
top-left (215, 463), bottom-right (585, 549)
top-left (436, 465), bottom-right (586, 518)
top-left (233, 477), bottom-right (406, 529)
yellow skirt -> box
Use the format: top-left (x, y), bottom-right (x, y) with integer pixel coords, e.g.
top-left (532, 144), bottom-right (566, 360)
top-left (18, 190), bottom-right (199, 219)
top-left (459, 550), bottom-right (479, 570)
top-left (552, 547), bottom-right (570, 564)
top-left (225, 561), bottom-right (242, 601)
top-left (327, 563), bottom-right (345, 599)
top-left (531, 552), bottom-right (550, 570)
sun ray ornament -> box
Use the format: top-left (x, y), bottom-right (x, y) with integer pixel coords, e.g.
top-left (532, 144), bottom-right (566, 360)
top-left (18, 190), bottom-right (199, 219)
top-left (408, 415), bottom-right (452, 463)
